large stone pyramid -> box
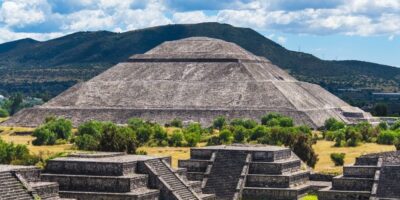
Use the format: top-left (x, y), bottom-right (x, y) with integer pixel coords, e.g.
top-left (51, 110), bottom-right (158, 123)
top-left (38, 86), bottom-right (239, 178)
top-left (3, 37), bottom-right (374, 127)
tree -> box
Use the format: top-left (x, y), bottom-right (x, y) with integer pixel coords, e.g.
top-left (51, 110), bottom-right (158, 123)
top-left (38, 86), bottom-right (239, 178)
top-left (250, 125), bottom-right (268, 140)
top-left (170, 118), bottom-right (183, 128)
top-left (153, 125), bottom-right (168, 145)
top-left (0, 108), bottom-right (9, 118)
top-left (137, 126), bottom-right (153, 145)
top-left (98, 123), bottom-right (137, 153)
top-left (292, 135), bottom-right (318, 168)
top-left (373, 103), bottom-right (388, 116)
top-left (261, 113), bottom-right (282, 125)
top-left (169, 130), bottom-right (184, 147)
top-left (330, 153), bottom-right (345, 166)
top-left (75, 120), bottom-right (104, 150)
top-left (324, 118), bottom-right (345, 131)
top-left (279, 117), bottom-right (294, 127)
top-left (32, 127), bottom-right (57, 145)
top-left (233, 126), bottom-right (247, 143)
top-left (213, 116), bottom-right (226, 130)
top-left (7, 93), bottom-right (23, 115)
top-left (219, 129), bottom-right (233, 144)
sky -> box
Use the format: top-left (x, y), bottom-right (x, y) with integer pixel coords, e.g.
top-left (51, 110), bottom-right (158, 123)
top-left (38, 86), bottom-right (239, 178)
top-left (0, 0), bottom-right (399, 67)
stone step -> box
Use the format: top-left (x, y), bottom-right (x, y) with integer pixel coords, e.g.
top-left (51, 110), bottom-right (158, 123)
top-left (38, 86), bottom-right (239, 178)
top-left (0, 172), bottom-right (33, 200)
top-left (318, 186), bottom-right (371, 200)
top-left (41, 173), bottom-right (148, 192)
top-left (249, 158), bottom-right (302, 175)
top-left (343, 165), bottom-right (378, 178)
top-left (246, 170), bottom-right (310, 188)
top-left (242, 183), bottom-right (310, 200)
top-left (45, 160), bottom-right (137, 176)
top-left (30, 181), bottom-right (59, 199)
top-left (186, 172), bottom-right (205, 181)
top-left (59, 187), bottom-right (160, 200)
top-left (332, 175), bottom-right (374, 191)
top-left (178, 159), bottom-right (211, 173)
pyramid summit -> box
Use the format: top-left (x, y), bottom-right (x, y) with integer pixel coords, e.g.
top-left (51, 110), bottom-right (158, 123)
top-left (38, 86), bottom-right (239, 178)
top-left (3, 37), bottom-right (375, 127)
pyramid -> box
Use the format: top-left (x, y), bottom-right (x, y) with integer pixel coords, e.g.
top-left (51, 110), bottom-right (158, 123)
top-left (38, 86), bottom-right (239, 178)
top-left (3, 37), bottom-right (375, 128)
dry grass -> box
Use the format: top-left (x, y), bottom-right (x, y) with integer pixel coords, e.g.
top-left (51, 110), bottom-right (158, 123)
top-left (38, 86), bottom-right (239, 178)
top-left (138, 146), bottom-right (191, 168)
top-left (313, 140), bottom-right (395, 174)
top-left (0, 117), bottom-right (8, 123)
top-left (0, 126), bottom-right (75, 155)
top-left (0, 125), bottom-right (396, 173)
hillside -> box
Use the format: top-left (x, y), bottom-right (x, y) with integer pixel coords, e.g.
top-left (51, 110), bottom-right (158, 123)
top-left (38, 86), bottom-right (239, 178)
top-left (0, 22), bottom-right (399, 102)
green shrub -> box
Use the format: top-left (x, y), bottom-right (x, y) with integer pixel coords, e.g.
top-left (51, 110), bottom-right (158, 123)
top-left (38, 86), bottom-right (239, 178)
top-left (333, 130), bottom-right (345, 147)
top-left (0, 138), bottom-right (37, 165)
top-left (170, 118), bottom-right (183, 128)
top-left (279, 117), bottom-right (294, 127)
top-left (207, 135), bottom-right (222, 146)
top-left (330, 153), bottom-right (345, 166)
top-left (324, 118), bottom-right (345, 131)
top-left (391, 120), bottom-right (400, 130)
top-left (75, 120), bottom-right (104, 150)
top-left (292, 135), bottom-right (318, 168)
top-left (219, 129), bottom-right (233, 144)
top-left (378, 122), bottom-right (389, 130)
top-left (32, 127), bottom-right (57, 145)
top-left (261, 113), bottom-right (282, 125)
top-left (184, 132), bottom-right (201, 147)
top-left (345, 127), bottom-right (362, 147)
top-left (127, 118), bottom-right (146, 130)
top-left (233, 126), bottom-right (247, 143)
top-left (137, 126), bottom-right (153, 145)
top-left (32, 117), bottom-right (72, 145)
top-left (377, 130), bottom-right (398, 144)
top-left (98, 123), bottom-right (138, 153)
top-left (0, 108), bottom-right (9, 118)
top-left (153, 125), bottom-right (168, 145)
top-left (169, 130), bottom-right (184, 147)
top-left (250, 125), bottom-right (269, 140)
top-left (213, 116), bottom-right (226, 130)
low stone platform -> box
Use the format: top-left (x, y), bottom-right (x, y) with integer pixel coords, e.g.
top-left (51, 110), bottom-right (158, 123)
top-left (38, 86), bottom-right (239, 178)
top-left (42, 152), bottom-right (214, 200)
top-left (178, 144), bottom-right (311, 200)
top-left (318, 151), bottom-right (400, 200)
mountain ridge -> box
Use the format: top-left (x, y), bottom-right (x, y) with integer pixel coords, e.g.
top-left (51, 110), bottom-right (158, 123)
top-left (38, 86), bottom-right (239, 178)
top-left (0, 22), bottom-right (398, 99)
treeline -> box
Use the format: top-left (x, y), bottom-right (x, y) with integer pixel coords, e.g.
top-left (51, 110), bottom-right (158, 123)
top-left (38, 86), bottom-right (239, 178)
top-left (323, 118), bottom-right (400, 150)
top-left (30, 113), bottom-right (319, 168)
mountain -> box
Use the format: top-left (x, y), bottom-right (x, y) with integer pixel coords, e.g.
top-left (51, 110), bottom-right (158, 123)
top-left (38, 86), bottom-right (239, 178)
top-left (0, 22), bottom-right (399, 106)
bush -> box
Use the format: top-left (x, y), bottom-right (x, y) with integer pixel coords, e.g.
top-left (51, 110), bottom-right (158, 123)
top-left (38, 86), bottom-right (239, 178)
top-left (345, 127), bottom-right (362, 147)
top-left (0, 138), bottom-right (37, 165)
top-left (279, 117), bottom-right (294, 127)
top-left (330, 153), bottom-right (345, 166)
top-left (233, 126), bottom-right (247, 143)
top-left (292, 135), bottom-right (318, 168)
top-left (32, 117), bottom-right (72, 145)
top-left (377, 130), bottom-right (398, 145)
top-left (391, 120), bottom-right (400, 130)
top-left (250, 125), bottom-right (269, 140)
top-left (261, 113), bottom-right (282, 125)
top-left (170, 118), bottom-right (183, 128)
top-left (32, 127), bottom-right (57, 145)
top-left (378, 122), bottom-right (389, 130)
top-left (213, 116), bottom-right (226, 130)
top-left (0, 108), bottom-right (9, 118)
top-left (184, 132), bottom-right (200, 147)
top-left (153, 125), bottom-right (168, 145)
top-left (333, 130), bottom-right (345, 147)
top-left (137, 126), bottom-right (153, 145)
top-left (127, 118), bottom-right (146, 130)
top-left (75, 120), bottom-right (104, 150)
top-left (219, 129), bottom-right (233, 144)
top-left (207, 135), bottom-right (222, 146)
top-left (98, 123), bottom-right (138, 154)
top-left (324, 118), bottom-right (345, 131)
top-left (169, 130), bottom-right (184, 147)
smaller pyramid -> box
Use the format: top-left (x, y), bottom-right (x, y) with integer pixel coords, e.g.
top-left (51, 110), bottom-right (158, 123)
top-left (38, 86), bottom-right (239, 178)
top-left (3, 37), bottom-right (375, 127)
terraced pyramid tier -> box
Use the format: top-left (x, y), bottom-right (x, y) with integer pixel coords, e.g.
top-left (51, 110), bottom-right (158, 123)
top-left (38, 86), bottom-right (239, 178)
top-left (178, 144), bottom-right (311, 200)
top-left (3, 37), bottom-right (374, 128)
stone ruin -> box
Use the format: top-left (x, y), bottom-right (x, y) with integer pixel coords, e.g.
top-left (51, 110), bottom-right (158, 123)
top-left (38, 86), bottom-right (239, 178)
top-left (2, 37), bottom-right (375, 128)
top-left (1, 146), bottom-right (400, 200)
top-left (318, 151), bottom-right (400, 200)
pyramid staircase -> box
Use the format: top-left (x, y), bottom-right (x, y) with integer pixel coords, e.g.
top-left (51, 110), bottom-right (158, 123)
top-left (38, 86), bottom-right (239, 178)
top-left (144, 159), bottom-right (213, 200)
top-left (318, 155), bottom-right (381, 200)
top-left (0, 171), bottom-right (33, 200)
top-left (179, 145), bottom-right (311, 200)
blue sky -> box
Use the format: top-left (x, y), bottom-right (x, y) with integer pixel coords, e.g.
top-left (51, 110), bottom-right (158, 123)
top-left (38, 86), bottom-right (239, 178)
top-left (0, 0), bottom-right (399, 67)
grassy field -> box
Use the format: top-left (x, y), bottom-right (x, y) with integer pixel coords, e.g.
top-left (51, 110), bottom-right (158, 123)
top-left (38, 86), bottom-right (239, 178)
top-left (312, 140), bottom-right (395, 174)
top-left (300, 194), bottom-right (318, 200)
top-left (0, 117), bottom-right (7, 123)
top-left (0, 125), bottom-right (396, 173)
top-left (0, 126), bottom-right (75, 155)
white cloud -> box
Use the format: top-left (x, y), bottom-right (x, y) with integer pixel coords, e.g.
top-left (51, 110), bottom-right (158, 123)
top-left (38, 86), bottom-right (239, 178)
top-left (277, 36), bottom-right (287, 44)
top-left (0, 0), bottom-right (50, 28)
top-left (172, 11), bottom-right (215, 24)
top-left (0, 27), bottom-right (63, 43)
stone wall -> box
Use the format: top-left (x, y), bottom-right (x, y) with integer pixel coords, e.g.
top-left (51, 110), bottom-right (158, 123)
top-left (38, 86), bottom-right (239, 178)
top-left (376, 165), bottom-right (400, 198)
